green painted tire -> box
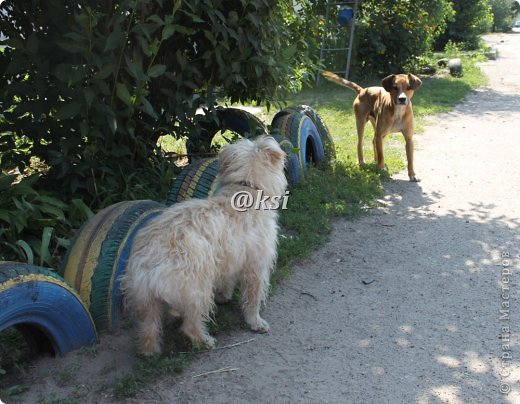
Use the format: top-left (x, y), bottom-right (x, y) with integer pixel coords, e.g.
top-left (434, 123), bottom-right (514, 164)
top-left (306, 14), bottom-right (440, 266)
top-left (166, 158), bottom-right (219, 205)
top-left (0, 262), bottom-right (97, 355)
top-left (60, 200), bottom-right (165, 331)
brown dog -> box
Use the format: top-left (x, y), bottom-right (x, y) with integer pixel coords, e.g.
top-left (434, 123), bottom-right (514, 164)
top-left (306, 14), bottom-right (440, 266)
top-left (322, 71), bottom-right (422, 182)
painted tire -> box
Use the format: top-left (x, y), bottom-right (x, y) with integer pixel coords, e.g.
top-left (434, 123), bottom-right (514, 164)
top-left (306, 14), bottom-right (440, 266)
top-left (272, 112), bottom-right (325, 180)
top-left (0, 262), bottom-right (97, 356)
top-left (61, 200), bottom-right (165, 331)
top-left (166, 158), bottom-right (219, 205)
top-left (213, 107), bottom-right (268, 138)
top-left (271, 133), bottom-right (301, 188)
top-left (193, 107), bottom-right (268, 154)
top-left (274, 105), bottom-right (336, 161)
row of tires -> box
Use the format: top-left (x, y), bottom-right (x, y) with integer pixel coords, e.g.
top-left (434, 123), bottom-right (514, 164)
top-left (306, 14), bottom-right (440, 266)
top-left (0, 105), bottom-right (334, 357)
top-left (168, 105), bottom-right (335, 203)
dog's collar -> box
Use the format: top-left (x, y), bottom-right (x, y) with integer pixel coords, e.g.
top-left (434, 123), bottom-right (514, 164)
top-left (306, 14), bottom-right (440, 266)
top-left (237, 181), bottom-right (259, 190)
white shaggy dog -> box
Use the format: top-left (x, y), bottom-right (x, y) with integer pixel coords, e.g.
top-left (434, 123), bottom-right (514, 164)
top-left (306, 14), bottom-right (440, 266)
top-left (121, 136), bottom-right (287, 355)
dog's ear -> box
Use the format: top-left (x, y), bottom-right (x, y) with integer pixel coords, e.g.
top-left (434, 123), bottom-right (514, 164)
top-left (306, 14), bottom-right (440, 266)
top-left (408, 73), bottom-right (422, 90)
top-left (381, 74), bottom-right (395, 92)
top-left (257, 137), bottom-right (286, 166)
top-left (265, 146), bottom-right (285, 166)
top-left (218, 146), bottom-right (234, 172)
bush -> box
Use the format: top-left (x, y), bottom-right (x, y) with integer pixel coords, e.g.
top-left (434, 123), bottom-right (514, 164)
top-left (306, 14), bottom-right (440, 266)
top-left (0, 0), bottom-right (319, 206)
top-left (352, 0), bottom-right (455, 76)
top-left (0, 174), bottom-right (92, 265)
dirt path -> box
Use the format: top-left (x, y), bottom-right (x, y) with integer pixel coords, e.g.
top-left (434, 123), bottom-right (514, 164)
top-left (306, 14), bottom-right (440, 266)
top-left (131, 33), bottom-right (520, 403)
top-left (8, 34), bottom-right (520, 404)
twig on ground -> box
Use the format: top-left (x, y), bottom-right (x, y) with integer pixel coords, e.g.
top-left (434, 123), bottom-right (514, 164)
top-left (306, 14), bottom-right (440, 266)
top-left (285, 285), bottom-right (318, 301)
top-left (192, 366), bottom-right (238, 378)
top-left (179, 337), bottom-right (256, 354)
top-left (300, 291), bottom-right (318, 301)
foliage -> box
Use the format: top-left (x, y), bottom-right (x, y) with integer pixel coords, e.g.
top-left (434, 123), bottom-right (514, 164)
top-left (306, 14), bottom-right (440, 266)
top-left (514, 1), bottom-right (520, 15)
top-left (0, 0), bottom-right (319, 207)
top-left (352, 0), bottom-right (455, 76)
top-left (436, 0), bottom-right (493, 50)
top-left (489, 0), bottom-right (515, 31)
top-left (0, 173), bottom-right (93, 266)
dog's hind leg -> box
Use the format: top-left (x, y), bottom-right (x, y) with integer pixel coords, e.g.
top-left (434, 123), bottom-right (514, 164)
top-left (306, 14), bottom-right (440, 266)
top-left (215, 274), bottom-right (238, 304)
top-left (179, 302), bottom-right (216, 349)
top-left (240, 269), bottom-right (270, 333)
top-left (355, 116), bottom-right (368, 165)
top-left (136, 296), bottom-right (163, 355)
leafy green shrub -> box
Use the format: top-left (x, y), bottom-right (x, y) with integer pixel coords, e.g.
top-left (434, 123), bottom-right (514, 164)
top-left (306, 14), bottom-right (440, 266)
top-left (0, 173), bottom-right (92, 266)
top-left (0, 0), bottom-right (319, 207)
top-left (352, 0), bottom-right (455, 76)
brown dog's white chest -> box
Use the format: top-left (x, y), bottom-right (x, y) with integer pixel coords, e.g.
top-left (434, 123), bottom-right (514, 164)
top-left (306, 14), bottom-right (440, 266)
top-left (389, 105), bottom-right (409, 133)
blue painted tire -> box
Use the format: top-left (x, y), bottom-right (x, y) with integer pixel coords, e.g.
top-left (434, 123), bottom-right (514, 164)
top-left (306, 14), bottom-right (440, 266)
top-left (271, 133), bottom-right (302, 188)
top-left (272, 112), bottom-right (325, 182)
top-left (0, 262), bottom-right (97, 356)
top-left (273, 105), bottom-right (335, 162)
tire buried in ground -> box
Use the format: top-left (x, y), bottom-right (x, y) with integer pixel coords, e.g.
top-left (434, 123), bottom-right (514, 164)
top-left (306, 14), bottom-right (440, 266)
top-left (166, 158), bottom-right (219, 205)
top-left (192, 107), bottom-right (269, 155)
top-left (61, 200), bottom-right (165, 331)
top-left (273, 105), bottom-right (335, 161)
top-left (272, 111), bottom-right (325, 185)
top-left (0, 262), bottom-right (97, 356)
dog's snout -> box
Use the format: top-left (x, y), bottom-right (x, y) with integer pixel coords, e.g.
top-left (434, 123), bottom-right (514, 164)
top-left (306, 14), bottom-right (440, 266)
top-left (397, 93), bottom-right (408, 104)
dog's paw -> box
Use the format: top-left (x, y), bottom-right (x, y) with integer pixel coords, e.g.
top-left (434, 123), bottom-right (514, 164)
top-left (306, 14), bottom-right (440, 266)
top-left (249, 317), bottom-right (270, 334)
top-left (409, 176), bottom-right (421, 182)
top-left (140, 336), bottom-right (162, 356)
top-left (193, 335), bottom-right (216, 350)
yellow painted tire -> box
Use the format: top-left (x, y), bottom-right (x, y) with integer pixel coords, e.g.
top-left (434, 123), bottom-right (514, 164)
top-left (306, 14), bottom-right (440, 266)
top-left (166, 158), bottom-right (219, 205)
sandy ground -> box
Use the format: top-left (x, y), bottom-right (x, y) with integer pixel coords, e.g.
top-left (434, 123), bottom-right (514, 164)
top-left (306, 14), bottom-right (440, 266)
top-left (4, 33), bottom-right (520, 404)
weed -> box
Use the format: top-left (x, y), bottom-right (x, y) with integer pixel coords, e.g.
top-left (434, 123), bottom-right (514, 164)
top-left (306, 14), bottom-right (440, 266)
top-left (78, 344), bottom-right (98, 358)
top-left (112, 373), bottom-right (141, 399)
top-left (37, 394), bottom-right (80, 404)
top-left (0, 383), bottom-right (30, 401)
top-left (112, 350), bottom-right (192, 399)
top-left (54, 364), bottom-right (80, 387)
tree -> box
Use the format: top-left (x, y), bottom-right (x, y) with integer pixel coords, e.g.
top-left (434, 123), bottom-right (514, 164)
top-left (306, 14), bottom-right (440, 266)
top-left (436, 0), bottom-right (493, 49)
top-left (0, 0), bottom-right (319, 206)
top-left (490, 0), bottom-right (515, 31)
top-left (352, 0), bottom-right (455, 76)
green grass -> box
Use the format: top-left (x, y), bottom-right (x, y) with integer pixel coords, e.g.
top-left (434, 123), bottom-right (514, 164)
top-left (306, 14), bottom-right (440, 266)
top-left (112, 332), bottom-right (193, 399)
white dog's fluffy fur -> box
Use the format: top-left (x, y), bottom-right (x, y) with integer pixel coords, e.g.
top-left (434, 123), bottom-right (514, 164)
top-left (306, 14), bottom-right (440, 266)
top-left (121, 136), bottom-right (287, 355)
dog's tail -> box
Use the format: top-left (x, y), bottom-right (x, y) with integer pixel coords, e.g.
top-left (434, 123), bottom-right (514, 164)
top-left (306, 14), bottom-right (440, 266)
top-left (321, 71), bottom-right (363, 94)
